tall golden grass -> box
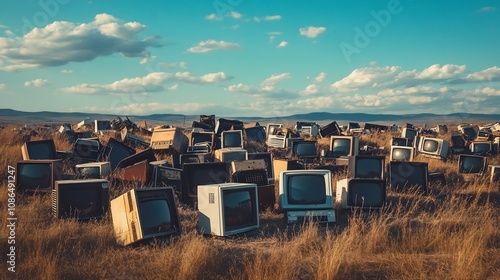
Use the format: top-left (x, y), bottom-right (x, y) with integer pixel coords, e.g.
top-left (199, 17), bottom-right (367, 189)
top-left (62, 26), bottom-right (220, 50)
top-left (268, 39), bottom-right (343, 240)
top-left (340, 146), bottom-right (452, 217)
top-left (0, 125), bottom-right (499, 279)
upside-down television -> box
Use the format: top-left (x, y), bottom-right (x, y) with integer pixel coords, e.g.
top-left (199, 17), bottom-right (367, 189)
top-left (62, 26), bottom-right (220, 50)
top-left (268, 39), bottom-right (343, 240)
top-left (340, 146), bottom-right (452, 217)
top-left (458, 154), bottom-right (487, 174)
top-left (390, 146), bottom-right (415, 162)
top-left (389, 161), bottom-right (428, 195)
top-left (16, 159), bottom-right (63, 193)
top-left (21, 139), bottom-right (58, 160)
top-left (181, 162), bottom-right (229, 205)
top-left (111, 187), bottom-right (181, 246)
top-left (52, 179), bottom-right (109, 220)
top-left (335, 178), bottom-right (386, 209)
top-left (221, 130), bottom-right (244, 149)
top-left (75, 162), bottom-right (112, 179)
top-left (347, 155), bottom-right (385, 180)
top-left (469, 141), bottom-right (493, 156)
top-left (279, 170), bottom-right (336, 223)
top-left (329, 136), bottom-right (359, 157)
top-left (417, 137), bottom-right (449, 160)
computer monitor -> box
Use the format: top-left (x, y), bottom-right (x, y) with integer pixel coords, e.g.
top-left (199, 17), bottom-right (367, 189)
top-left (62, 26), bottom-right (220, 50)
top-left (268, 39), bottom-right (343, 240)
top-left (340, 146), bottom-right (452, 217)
top-left (401, 128), bottom-right (418, 143)
top-left (152, 165), bottom-right (182, 193)
top-left (16, 159), bottom-right (63, 193)
top-left (244, 126), bottom-right (266, 143)
top-left (458, 154), bottom-right (487, 174)
top-left (247, 152), bottom-right (274, 182)
top-left (21, 139), bottom-right (58, 160)
top-left (71, 138), bottom-right (101, 165)
top-left (181, 162), bottom-right (229, 205)
top-left (221, 130), bottom-right (244, 149)
top-left (329, 136), bottom-right (359, 157)
top-left (390, 146), bottom-right (415, 162)
top-left (389, 161), bottom-right (428, 194)
top-left (75, 162), bottom-right (111, 179)
top-left (469, 141), bottom-right (493, 156)
top-left (198, 183), bottom-right (259, 236)
top-left (177, 153), bottom-right (212, 168)
top-left (417, 137), bottom-right (449, 160)
top-left (100, 138), bottom-right (136, 170)
top-left (214, 118), bottom-right (244, 135)
top-left (94, 120), bottom-right (111, 133)
top-left (190, 131), bottom-right (215, 148)
top-left (336, 178), bottom-right (386, 209)
top-left (52, 179), bottom-right (109, 220)
top-left (347, 155), bottom-right (385, 180)
top-left (111, 187), bottom-right (181, 246)
top-left (214, 148), bottom-right (248, 163)
top-left (291, 140), bottom-right (318, 160)
top-left (460, 126), bottom-right (477, 141)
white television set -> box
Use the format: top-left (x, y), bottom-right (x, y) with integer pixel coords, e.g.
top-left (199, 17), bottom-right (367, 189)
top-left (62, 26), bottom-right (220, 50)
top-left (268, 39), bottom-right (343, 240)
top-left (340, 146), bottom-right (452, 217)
top-left (221, 130), bottom-right (244, 149)
top-left (266, 123), bottom-right (283, 137)
top-left (197, 183), bottom-right (259, 236)
top-left (75, 162), bottom-right (111, 179)
top-left (390, 146), bottom-right (415, 162)
top-left (267, 134), bottom-right (286, 148)
top-left (279, 170), bottom-right (336, 224)
top-left (469, 141), bottom-right (493, 156)
top-left (417, 137), bottom-right (449, 159)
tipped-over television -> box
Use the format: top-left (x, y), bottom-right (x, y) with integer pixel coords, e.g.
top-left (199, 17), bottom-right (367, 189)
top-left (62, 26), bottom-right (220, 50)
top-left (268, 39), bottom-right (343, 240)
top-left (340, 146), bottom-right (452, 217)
top-left (111, 187), bottom-right (181, 246)
top-left (21, 139), bottom-right (58, 160)
top-left (329, 136), bottom-right (359, 157)
top-left (417, 137), bottom-right (449, 160)
top-left (214, 148), bottom-right (248, 163)
top-left (458, 154), bottom-right (487, 174)
top-left (221, 130), bottom-right (244, 149)
top-left (248, 152), bottom-right (274, 182)
top-left (279, 170), bottom-right (336, 224)
top-left (244, 126), bottom-right (266, 143)
top-left (16, 159), bottom-right (63, 193)
top-left (401, 128), bottom-right (418, 143)
top-left (152, 165), bottom-right (182, 192)
top-left (469, 141), bottom-right (493, 156)
top-left (198, 183), bottom-right (259, 236)
top-left (181, 162), bottom-right (229, 206)
top-left (390, 146), bottom-right (415, 162)
top-left (389, 161), bottom-right (428, 195)
top-left (100, 138), bottom-right (136, 170)
top-left (94, 120), bottom-right (112, 133)
top-left (347, 155), bottom-right (385, 180)
top-left (291, 140), bottom-right (318, 161)
top-left (52, 179), bottom-right (109, 220)
top-left (335, 178), bottom-right (386, 209)
top-left (75, 162), bottom-right (111, 179)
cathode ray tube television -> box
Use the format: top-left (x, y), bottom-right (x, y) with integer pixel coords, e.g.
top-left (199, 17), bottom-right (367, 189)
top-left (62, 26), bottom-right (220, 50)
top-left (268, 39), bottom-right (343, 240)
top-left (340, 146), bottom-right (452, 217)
top-left (389, 146), bottom-right (415, 162)
top-left (389, 161), bottom-right (429, 195)
top-left (16, 159), bottom-right (63, 193)
top-left (347, 155), bottom-right (385, 180)
top-left (335, 178), bottom-right (386, 209)
top-left (329, 136), bottom-right (359, 157)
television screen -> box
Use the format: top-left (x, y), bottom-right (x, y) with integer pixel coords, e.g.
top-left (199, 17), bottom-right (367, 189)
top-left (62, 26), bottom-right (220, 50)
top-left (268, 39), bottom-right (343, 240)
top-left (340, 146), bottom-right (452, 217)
top-left (180, 153), bottom-right (205, 165)
top-left (422, 139), bottom-right (439, 153)
top-left (71, 138), bottom-right (101, 164)
top-left (95, 120), bottom-right (111, 131)
top-left (16, 160), bottom-right (62, 192)
top-left (78, 167), bottom-right (100, 179)
top-left (53, 179), bottom-right (108, 220)
top-left (389, 162), bottom-right (428, 194)
top-left (215, 148), bottom-right (248, 163)
top-left (471, 142), bottom-right (491, 155)
top-left (391, 147), bottom-right (414, 161)
top-left (292, 141), bottom-right (317, 158)
top-left (247, 152), bottom-right (273, 181)
top-left (462, 127), bottom-right (476, 141)
top-left (287, 174), bottom-right (326, 205)
top-left (139, 199), bottom-right (174, 235)
top-left (458, 155), bottom-right (487, 174)
top-left (348, 155), bottom-right (384, 179)
top-left (181, 162), bottom-right (228, 204)
top-left (402, 128), bottom-right (417, 140)
top-left (331, 138), bottom-right (351, 157)
top-left (244, 126), bottom-right (266, 142)
top-left (101, 138), bottom-right (136, 170)
top-left (223, 188), bottom-right (258, 231)
top-left (22, 139), bottom-right (57, 160)
top-left (391, 137), bottom-right (409, 147)
top-left (266, 123), bottom-right (283, 136)
top-left (348, 180), bottom-right (385, 208)
top-left (451, 136), bottom-right (466, 147)
top-left (191, 132), bottom-right (214, 146)
top-left (222, 130), bottom-right (243, 148)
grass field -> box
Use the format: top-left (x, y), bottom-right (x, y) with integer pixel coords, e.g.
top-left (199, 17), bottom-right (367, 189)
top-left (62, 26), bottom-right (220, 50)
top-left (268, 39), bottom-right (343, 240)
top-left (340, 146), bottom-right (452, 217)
top-left (0, 125), bottom-right (499, 279)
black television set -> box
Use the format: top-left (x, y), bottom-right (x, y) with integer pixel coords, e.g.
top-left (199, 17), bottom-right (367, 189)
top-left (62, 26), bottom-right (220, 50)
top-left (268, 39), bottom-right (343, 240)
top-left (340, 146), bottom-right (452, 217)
top-left (469, 142), bottom-right (493, 156)
top-left (215, 118), bottom-right (244, 135)
top-left (391, 137), bottom-right (410, 147)
top-left (100, 138), bottom-right (136, 170)
top-left (190, 131), bottom-right (215, 148)
top-left (21, 139), bottom-right (58, 160)
top-left (52, 179), bottom-right (109, 220)
top-left (247, 152), bottom-right (274, 182)
top-left (152, 165), bottom-right (182, 193)
top-left (176, 152), bottom-right (212, 169)
top-left (291, 140), bottom-right (318, 160)
top-left (111, 187), bottom-right (181, 246)
top-left (221, 130), bottom-right (244, 149)
top-left (244, 126), bottom-right (266, 143)
top-left (336, 178), bottom-right (386, 209)
top-left (461, 126), bottom-right (477, 141)
top-left (389, 161), bottom-right (429, 195)
top-left (181, 162), bottom-right (229, 206)
top-left (232, 169), bottom-right (275, 211)
top-left (319, 121), bottom-right (342, 138)
top-left (458, 154), bottom-right (487, 174)
top-left (16, 159), bottom-right (63, 193)
top-left (329, 136), bottom-right (359, 157)
top-left (71, 138), bottom-right (101, 165)
top-left (347, 155), bottom-right (385, 180)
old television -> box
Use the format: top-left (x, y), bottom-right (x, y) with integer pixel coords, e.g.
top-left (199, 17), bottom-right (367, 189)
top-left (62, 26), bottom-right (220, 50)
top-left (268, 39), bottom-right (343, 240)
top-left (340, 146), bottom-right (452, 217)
top-left (181, 162), bottom-right (229, 205)
top-left (21, 139), bottom-right (58, 160)
top-left (75, 162), bottom-right (111, 179)
top-left (152, 165), bottom-right (182, 193)
top-left (232, 168), bottom-right (275, 211)
top-left (279, 170), bottom-right (336, 224)
top-left (401, 128), bottom-right (418, 143)
top-left (451, 135), bottom-right (468, 154)
top-left (190, 131), bottom-right (215, 147)
top-left (460, 126), bottom-right (477, 141)
top-left (347, 155), bottom-right (385, 180)
top-left (94, 120), bottom-right (112, 133)
top-left (111, 187), bottom-right (181, 246)
top-left (100, 138), bottom-right (136, 170)
top-left (214, 148), bottom-right (248, 163)
top-left (391, 137), bottom-right (410, 147)
top-left (329, 135), bottom-right (360, 157)
top-left (116, 148), bottom-right (156, 170)
top-left (215, 118), bottom-right (244, 135)
top-left (336, 178), bottom-right (386, 209)
top-left (52, 179), bottom-right (109, 220)
top-left (71, 138), bottom-right (101, 165)
top-left (198, 183), bottom-right (259, 236)
top-left (389, 161), bottom-right (428, 195)
top-left (469, 141), bottom-right (493, 156)
top-left (267, 134), bottom-right (286, 148)
top-left (221, 130), bottom-right (244, 149)
top-left (319, 121), bottom-right (342, 138)
top-left (266, 123), bottom-right (283, 137)
top-left (417, 137), bottom-right (449, 159)
top-left (291, 140), bottom-right (318, 161)
top-left (248, 152), bottom-right (274, 182)
top-left (390, 146), bottom-right (415, 162)
top-left (16, 159), bottom-right (63, 193)
top-left (178, 153), bottom-right (212, 167)
top-left (458, 154), bottom-right (487, 174)
top-left (244, 126), bottom-right (266, 143)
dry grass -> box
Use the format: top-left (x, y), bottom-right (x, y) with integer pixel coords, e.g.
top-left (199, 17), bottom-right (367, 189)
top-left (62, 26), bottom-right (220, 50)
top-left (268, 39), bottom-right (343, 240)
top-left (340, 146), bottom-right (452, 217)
top-left (0, 125), bottom-right (499, 279)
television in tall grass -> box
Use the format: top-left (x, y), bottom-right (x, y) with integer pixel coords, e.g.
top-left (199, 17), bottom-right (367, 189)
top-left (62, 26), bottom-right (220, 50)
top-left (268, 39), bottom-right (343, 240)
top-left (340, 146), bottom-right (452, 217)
top-left (279, 170), bottom-right (336, 223)
top-left (291, 140), bottom-right (318, 161)
top-left (347, 155), bottom-right (385, 180)
top-left (469, 141), bottom-right (493, 156)
top-left (75, 162), bottom-right (111, 179)
top-left (190, 131), bottom-right (215, 148)
top-left (401, 128), bottom-right (418, 143)
top-left (458, 154), bottom-right (487, 174)
top-left (266, 123), bottom-right (283, 137)
top-left (335, 178), bottom-right (386, 209)
top-left (100, 138), bottom-right (136, 170)
top-left (94, 120), bottom-right (112, 133)
top-left (214, 148), bottom-right (248, 163)
top-left (390, 146), bottom-right (415, 162)
top-left (244, 126), bottom-right (266, 143)
top-left (198, 183), bottom-right (259, 236)
top-left (417, 137), bottom-right (449, 160)
top-left (152, 165), bottom-right (182, 193)
top-left (174, 152), bottom-right (212, 169)
top-left (111, 187), bottom-right (181, 246)
top-left (71, 138), bottom-right (101, 165)
top-left (21, 139), bottom-right (58, 160)
top-left (52, 179), bottom-right (109, 220)
top-left (248, 152), bottom-right (274, 182)
top-left (221, 130), bottom-right (244, 149)
top-left (16, 159), bottom-right (63, 193)
top-left (389, 161), bottom-right (428, 195)
top-left (329, 136), bottom-right (359, 157)
top-left (181, 162), bottom-right (229, 206)
top-left (391, 137), bottom-right (410, 147)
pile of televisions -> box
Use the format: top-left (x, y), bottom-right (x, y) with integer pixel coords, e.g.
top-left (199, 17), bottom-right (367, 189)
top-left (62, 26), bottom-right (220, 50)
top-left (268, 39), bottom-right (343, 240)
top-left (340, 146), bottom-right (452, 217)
top-left (14, 116), bottom-right (500, 246)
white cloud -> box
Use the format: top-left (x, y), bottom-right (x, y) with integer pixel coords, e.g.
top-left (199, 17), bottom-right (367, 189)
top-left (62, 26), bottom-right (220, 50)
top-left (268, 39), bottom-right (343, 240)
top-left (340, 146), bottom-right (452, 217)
top-left (167, 84), bottom-right (178, 91)
top-left (277, 41), bottom-right (288, 48)
top-left (140, 56), bottom-right (157, 65)
top-left (415, 64), bottom-right (466, 80)
top-left (299, 26), bottom-right (327, 38)
top-left (0, 14), bottom-right (160, 71)
top-left (408, 96), bottom-right (437, 104)
top-left (462, 67), bottom-right (500, 82)
top-left (60, 69), bottom-right (73, 74)
top-left (474, 87), bottom-right (500, 96)
top-left (302, 84), bottom-right (319, 95)
top-left (206, 11), bottom-right (243, 21)
top-left (479, 6), bottom-right (496, 13)
top-left (369, 61), bottom-right (378, 66)
top-left (330, 66), bottom-right (401, 92)
top-left (261, 73), bottom-right (291, 86)
top-left (0, 83), bottom-right (5, 89)
top-left (24, 79), bottom-right (48, 87)
top-left (314, 72), bottom-right (327, 83)
top-left (187, 40), bottom-right (241, 53)
top-left (254, 15), bottom-right (282, 22)
top-left (205, 13), bottom-right (222, 21)
top-left (228, 11), bottom-right (243, 19)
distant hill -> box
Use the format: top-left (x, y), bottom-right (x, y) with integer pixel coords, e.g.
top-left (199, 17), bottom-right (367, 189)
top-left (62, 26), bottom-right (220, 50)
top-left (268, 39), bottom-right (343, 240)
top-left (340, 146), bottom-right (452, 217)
top-left (0, 109), bottom-right (498, 126)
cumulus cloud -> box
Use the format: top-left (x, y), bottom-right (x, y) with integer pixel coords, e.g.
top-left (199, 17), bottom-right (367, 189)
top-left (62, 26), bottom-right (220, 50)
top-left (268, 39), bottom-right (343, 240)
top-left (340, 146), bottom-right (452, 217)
top-left (261, 73), bottom-right (291, 86)
top-left (479, 6), bottom-right (496, 13)
top-left (61, 69), bottom-right (74, 74)
top-left (314, 72), bottom-right (327, 83)
top-left (24, 79), bottom-right (49, 87)
top-left (63, 71), bottom-right (231, 94)
top-left (299, 26), bottom-right (326, 38)
top-left (331, 66), bottom-right (401, 92)
top-left (206, 11), bottom-right (243, 21)
top-left (0, 14), bottom-right (160, 71)
top-left (226, 73), bottom-right (297, 99)
top-left (187, 40), bottom-right (241, 53)
top-left (455, 66), bottom-right (500, 83)
top-left (277, 41), bottom-right (288, 48)
top-left (254, 15), bottom-right (282, 22)
top-left (0, 83), bottom-right (5, 89)
top-left (302, 84), bottom-right (319, 95)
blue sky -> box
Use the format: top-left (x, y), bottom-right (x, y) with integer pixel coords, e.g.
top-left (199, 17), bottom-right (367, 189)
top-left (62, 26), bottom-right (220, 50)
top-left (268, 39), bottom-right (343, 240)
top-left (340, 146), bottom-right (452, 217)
top-left (0, 0), bottom-right (499, 117)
